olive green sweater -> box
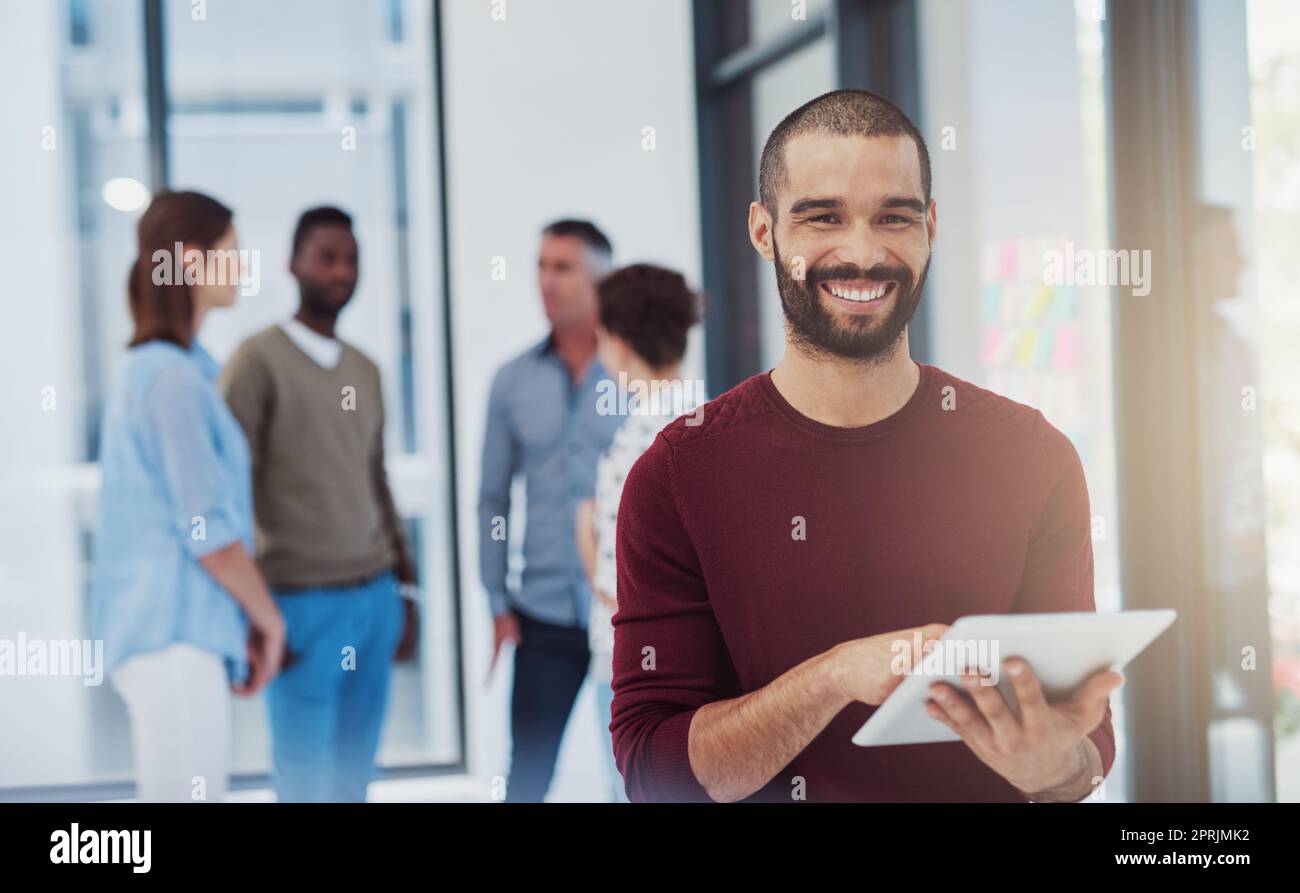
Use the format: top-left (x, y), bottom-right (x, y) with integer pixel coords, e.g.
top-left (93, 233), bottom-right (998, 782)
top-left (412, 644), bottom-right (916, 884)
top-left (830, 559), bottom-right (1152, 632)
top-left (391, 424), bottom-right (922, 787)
top-left (219, 325), bottom-right (403, 589)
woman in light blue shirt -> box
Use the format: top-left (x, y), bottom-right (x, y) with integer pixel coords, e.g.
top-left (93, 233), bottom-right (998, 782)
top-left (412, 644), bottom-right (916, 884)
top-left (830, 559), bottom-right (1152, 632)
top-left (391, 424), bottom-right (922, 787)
top-left (92, 191), bottom-right (284, 802)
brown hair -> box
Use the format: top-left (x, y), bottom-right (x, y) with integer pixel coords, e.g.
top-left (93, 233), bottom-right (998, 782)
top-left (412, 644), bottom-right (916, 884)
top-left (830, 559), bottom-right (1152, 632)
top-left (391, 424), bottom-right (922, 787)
top-left (127, 190), bottom-right (233, 349)
top-left (596, 263), bottom-right (700, 370)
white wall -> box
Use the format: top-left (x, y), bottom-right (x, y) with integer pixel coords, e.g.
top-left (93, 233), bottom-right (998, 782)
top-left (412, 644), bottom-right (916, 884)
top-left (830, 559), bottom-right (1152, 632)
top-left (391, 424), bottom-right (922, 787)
top-left (440, 0), bottom-right (701, 799)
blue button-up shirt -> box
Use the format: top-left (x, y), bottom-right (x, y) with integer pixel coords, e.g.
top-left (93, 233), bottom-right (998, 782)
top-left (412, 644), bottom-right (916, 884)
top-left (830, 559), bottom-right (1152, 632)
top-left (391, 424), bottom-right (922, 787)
top-left (91, 340), bottom-right (252, 684)
top-left (478, 335), bottom-right (623, 627)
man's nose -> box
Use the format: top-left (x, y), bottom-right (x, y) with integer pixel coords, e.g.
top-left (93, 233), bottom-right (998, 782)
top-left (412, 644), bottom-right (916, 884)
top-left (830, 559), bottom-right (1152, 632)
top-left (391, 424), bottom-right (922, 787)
top-left (829, 230), bottom-right (889, 274)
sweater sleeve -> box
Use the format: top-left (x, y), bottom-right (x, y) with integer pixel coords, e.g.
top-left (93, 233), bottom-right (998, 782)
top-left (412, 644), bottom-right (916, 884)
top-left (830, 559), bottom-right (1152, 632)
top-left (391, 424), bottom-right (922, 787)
top-left (369, 372), bottom-right (407, 568)
top-left (477, 365), bottom-right (517, 618)
top-left (610, 434), bottom-right (739, 802)
top-left (1013, 413), bottom-right (1115, 796)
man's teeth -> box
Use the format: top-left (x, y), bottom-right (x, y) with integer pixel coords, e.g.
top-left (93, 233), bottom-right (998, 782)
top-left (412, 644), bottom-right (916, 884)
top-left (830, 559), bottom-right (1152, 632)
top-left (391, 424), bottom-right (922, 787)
top-left (826, 282), bottom-right (889, 302)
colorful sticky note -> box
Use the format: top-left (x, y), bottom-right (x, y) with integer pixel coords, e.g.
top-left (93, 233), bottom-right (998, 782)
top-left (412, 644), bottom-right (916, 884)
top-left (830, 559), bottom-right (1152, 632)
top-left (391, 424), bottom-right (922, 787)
top-left (1053, 285), bottom-right (1079, 321)
top-left (1033, 328), bottom-right (1056, 367)
top-left (1028, 284), bottom-right (1053, 322)
top-left (982, 284), bottom-right (1002, 323)
top-left (999, 241), bottom-right (1018, 279)
top-left (1015, 328), bottom-right (1039, 367)
top-left (1052, 324), bottom-right (1081, 371)
top-left (980, 326), bottom-right (1005, 366)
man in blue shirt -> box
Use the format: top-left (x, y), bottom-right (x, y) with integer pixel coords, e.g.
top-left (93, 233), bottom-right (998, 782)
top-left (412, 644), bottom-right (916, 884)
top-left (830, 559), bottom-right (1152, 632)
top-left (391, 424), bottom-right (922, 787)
top-left (479, 220), bottom-right (624, 802)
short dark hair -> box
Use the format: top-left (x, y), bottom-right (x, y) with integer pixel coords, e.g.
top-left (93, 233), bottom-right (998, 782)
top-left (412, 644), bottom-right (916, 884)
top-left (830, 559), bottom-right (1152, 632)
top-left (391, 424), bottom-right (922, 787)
top-left (597, 263), bottom-right (699, 370)
top-left (292, 206), bottom-right (353, 257)
top-left (542, 219), bottom-right (613, 265)
top-left (128, 190), bottom-right (233, 349)
top-left (759, 89), bottom-right (931, 220)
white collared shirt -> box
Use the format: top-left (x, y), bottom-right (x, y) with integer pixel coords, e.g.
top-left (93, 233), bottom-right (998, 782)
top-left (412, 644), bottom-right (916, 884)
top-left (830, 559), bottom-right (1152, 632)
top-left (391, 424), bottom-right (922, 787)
top-left (280, 318), bottom-right (342, 369)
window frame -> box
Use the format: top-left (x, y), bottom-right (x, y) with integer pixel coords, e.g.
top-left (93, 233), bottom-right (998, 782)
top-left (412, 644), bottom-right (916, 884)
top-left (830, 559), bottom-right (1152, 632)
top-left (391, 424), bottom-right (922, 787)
top-left (3, 0), bottom-right (468, 802)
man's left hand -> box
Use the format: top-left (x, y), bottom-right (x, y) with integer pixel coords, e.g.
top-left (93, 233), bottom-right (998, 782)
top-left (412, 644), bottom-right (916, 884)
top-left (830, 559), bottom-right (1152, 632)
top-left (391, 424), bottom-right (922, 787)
top-left (924, 658), bottom-right (1122, 801)
top-left (395, 598), bottom-right (419, 662)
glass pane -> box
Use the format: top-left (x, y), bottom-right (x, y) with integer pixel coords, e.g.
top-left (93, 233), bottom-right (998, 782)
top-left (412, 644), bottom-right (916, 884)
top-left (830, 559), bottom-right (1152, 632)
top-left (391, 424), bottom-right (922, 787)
top-left (1174, 0), bottom-right (1277, 805)
top-left (919, 0), bottom-right (1124, 798)
top-left (751, 36), bottom-right (837, 370)
top-left (0, 0), bottom-right (150, 791)
top-left (748, 0), bottom-right (832, 44)
top-left (1247, 0), bottom-right (1300, 802)
top-left (161, 0), bottom-right (458, 774)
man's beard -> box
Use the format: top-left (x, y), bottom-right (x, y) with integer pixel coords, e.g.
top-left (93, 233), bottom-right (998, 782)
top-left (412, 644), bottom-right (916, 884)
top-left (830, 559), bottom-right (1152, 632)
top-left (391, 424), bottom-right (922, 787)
top-left (298, 280), bottom-right (353, 319)
top-left (772, 236), bottom-right (929, 365)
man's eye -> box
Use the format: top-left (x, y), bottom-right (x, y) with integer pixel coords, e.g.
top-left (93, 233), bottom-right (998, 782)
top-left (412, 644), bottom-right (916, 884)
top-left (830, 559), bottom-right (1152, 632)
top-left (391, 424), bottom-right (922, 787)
top-left (881, 215), bottom-right (915, 225)
top-left (809, 215), bottom-right (838, 224)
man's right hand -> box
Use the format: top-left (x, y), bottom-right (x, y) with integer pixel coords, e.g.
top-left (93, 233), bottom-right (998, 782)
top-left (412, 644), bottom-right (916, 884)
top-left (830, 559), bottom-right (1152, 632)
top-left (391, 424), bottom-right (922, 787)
top-left (487, 611), bottom-right (523, 682)
top-left (686, 621), bottom-right (951, 802)
top-left (826, 623), bottom-right (950, 706)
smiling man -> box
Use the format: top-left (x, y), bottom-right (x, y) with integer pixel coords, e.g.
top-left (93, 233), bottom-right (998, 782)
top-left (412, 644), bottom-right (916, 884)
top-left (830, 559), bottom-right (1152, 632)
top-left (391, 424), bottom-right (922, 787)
top-left (609, 89), bottom-right (1122, 803)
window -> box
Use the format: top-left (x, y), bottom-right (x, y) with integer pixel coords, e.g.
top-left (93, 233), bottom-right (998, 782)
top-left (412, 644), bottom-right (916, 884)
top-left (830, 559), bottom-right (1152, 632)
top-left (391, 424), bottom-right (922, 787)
top-left (0, 0), bottom-right (151, 793)
top-left (0, 0), bottom-right (461, 797)
top-left (751, 38), bottom-right (837, 368)
top-left (918, 0), bottom-right (1124, 798)
top-left (696, 0), bottom-right (1127, 801)
top-left (1249, 0), bottom-right (1300, 803)
top-left (160, 0), bottom-right (458, 778)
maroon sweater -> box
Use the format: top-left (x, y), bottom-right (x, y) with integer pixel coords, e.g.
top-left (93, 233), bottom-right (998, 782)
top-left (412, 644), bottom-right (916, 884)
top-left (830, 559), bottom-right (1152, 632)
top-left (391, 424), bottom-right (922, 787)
top-left (610, 363), bottom-right (1115, 802)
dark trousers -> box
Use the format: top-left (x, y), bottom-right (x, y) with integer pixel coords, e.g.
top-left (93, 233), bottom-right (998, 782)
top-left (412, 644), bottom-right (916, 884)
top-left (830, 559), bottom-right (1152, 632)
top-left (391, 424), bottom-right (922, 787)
top-left (507, 610), bottom-right (590, 803)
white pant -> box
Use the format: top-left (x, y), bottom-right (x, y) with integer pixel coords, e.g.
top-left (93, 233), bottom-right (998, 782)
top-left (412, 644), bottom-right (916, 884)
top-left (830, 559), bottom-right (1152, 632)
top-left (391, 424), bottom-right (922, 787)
top-left (111, 642), bottom-right (231, 802)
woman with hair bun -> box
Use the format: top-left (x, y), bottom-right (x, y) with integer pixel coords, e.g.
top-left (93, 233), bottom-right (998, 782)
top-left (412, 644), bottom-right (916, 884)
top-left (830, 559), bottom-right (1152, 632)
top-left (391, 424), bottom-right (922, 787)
top-left (575, 262), bottom-right (703, 803)
top-left (92, 190), bottom-right (284, 802)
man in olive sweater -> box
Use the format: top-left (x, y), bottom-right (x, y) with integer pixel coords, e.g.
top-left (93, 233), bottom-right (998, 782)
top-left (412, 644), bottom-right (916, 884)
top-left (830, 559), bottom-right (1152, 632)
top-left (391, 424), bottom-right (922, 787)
top-left (221, 206), bottom-right (416, 802)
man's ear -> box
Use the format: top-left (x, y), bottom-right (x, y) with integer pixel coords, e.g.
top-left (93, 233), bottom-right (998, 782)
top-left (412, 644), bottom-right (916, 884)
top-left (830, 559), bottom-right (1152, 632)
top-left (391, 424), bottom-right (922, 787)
top-left (926, 198), bottom-right (938, 246)
top-left (748, 201), bottom-right (775, 262)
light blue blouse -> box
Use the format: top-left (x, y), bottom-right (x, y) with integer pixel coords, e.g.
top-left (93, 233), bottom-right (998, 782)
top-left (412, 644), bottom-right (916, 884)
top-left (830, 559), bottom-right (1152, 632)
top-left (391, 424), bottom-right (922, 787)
top-left (91, 340), bottom-right (252, 684)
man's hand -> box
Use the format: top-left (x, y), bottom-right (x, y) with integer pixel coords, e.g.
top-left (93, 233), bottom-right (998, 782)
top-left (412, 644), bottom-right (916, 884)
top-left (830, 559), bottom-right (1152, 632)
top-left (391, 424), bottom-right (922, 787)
top-left (924, 658), bottom-right (1122, 801)
top-left (395, 552), bottom-right (417, 586)
top-left (594, 587), bottom-right (618, 613)
top-left (687, 622), bottom-right (949, 802)
top-left (487, 611), bottom-right (522, 682)
top-left (828, 623), bottom-right (950, 705)
top-left (394, 598), bottom-right (419, 662)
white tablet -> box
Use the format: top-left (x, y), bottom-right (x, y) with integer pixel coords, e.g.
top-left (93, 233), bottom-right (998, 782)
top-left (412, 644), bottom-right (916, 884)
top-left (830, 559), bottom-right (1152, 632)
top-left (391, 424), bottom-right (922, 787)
top-left (851, 609), bottom-right (1176, 747)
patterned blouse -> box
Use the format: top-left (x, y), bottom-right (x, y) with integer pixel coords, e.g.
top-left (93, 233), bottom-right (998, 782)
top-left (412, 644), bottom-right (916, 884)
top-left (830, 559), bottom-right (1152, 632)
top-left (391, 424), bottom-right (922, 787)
top-left (589, 388), bottom-right (701, 682)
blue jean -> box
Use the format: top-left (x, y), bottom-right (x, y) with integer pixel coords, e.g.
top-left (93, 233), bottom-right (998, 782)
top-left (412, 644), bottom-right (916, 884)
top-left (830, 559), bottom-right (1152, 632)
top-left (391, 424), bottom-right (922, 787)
top-left (267, 569), bottom-right (404, 802)
top-left (595, 680), bottom-right (629, 803)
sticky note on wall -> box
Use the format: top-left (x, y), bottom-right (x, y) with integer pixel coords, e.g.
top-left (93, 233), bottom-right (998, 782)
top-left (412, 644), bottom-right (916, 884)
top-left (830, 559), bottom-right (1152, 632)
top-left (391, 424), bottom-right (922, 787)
top-left (1028, 285), bottom-right (1053, 322)
top-left (980, 326), bottom-right (1005, 365)
top-left (982, 284), bottom-right (1002, 323)
top-left (1052, 324), bottom-right (1081, 371)
top-left (1014, 328), bottom-right (1039, 367)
